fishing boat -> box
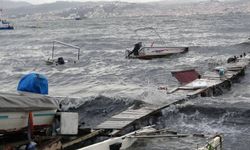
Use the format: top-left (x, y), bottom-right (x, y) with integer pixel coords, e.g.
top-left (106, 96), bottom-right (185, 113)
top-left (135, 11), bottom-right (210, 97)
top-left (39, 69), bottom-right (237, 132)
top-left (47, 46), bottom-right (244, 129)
top-left (0, 92), bottom-right (58, 134)
top-left (0, 9), bottom-right (14, 30)
top-left (0, 20), bottom-right (14, 30)
top-left (125, 27), bottom-right (188, 59)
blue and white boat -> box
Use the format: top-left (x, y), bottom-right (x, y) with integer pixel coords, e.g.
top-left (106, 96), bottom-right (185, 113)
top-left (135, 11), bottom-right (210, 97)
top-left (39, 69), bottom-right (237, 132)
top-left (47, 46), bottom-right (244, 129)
top-left (0, 19), bottom-right (14, 30)
top-left (0, 92), bottom-right (58, 133)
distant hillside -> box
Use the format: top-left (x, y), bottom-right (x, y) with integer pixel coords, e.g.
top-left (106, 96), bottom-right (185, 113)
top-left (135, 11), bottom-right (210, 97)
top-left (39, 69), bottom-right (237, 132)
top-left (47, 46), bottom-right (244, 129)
top-left (0, 0), bottom-right (31, 9)
top-left (57, 0), bottom-right (250, 18)
top-left (5, 1), bottom-right (86, 17)
top-left (4, 0), bottom-right (250, 19)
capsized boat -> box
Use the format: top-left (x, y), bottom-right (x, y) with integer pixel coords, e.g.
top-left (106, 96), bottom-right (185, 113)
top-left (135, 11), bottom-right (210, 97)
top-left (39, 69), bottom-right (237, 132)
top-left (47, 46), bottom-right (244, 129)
top-left (45, 40), bottom-right (81, 65)
top-left (0, 92), bottom-right (58, 134)
top-left (125, 27), bottom-right (188, 59)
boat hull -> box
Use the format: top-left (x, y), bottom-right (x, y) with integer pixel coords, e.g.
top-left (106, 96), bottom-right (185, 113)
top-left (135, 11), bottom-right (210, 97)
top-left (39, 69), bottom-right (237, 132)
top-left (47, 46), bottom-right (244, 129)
top-left (78, 126), bottom-right (156, 150)
top-left (0, 27), bottom-right (14, 30)
top-left (126, 47), bottom-right (188, 59)
top-left (0, 110), bottom-right (57, 133)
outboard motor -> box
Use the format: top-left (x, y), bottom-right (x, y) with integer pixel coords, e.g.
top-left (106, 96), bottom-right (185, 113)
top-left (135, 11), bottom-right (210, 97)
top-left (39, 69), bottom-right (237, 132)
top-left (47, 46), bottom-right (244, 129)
top-left (133, 42), bottom-right (142, 56)
top-left (57, 57), bottom-right (65, 65)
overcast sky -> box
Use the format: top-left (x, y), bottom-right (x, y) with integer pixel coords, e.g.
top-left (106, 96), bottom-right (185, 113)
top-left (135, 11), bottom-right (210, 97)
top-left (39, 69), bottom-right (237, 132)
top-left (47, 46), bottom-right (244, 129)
top-left (10, 0), bottom-right (234, 5)
top-left (12, 0), bottom-right (161, 4)
top-left (11, 0), bottom-right (215, 5)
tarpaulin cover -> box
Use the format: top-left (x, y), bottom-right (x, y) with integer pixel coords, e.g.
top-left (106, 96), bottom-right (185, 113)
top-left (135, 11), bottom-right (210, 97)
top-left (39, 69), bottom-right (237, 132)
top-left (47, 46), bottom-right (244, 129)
top-left (0, 92), bottom-right (59, 112)
top-left (171, 69), bottom-right (200, 85)
top-left (17, 73), bottom-right (48, 95)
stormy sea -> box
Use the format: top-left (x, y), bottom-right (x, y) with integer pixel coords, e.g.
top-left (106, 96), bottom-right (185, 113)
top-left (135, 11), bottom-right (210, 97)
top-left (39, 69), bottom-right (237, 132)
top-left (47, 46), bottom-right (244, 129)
top-left (1, 12), bottom-right (250, 149)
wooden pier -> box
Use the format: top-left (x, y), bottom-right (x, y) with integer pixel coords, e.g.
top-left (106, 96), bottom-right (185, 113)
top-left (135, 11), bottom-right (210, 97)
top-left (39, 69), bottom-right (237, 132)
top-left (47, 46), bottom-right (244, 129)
top-left (3, 58), bottom-right (248, 150)
top-left (94, 58), bottom-right (249, 136)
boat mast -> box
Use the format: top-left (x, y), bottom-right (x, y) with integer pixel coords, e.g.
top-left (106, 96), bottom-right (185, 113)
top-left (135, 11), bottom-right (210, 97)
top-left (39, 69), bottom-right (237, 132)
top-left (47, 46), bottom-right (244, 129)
top-left (134, 27), bottom-right (167, 47)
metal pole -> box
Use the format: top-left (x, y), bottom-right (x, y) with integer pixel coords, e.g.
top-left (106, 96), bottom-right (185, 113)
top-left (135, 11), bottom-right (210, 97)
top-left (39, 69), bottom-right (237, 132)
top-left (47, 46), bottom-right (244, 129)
top-left (53, 40), bottom-right (80, 50)
top-left (134, 27), bottom-right (167, 47)
top-left (152, 28), bottom-right (167, 47)
top-left (78, 48), bottom-right (80, 60)
top-left (51, 40), bottom-right (81, 61)
top-left (52, 41), bottom-right (55, 59)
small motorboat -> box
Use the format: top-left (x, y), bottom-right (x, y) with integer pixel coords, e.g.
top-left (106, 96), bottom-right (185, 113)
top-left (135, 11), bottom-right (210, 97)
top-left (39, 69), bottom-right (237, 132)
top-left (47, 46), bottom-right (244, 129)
top-left (126, 45), bottom-right (188, 59)
top-left (78, 126), bottom-right (156, 150)
top-left (75, 16), bottom-right (82, 20)
top-left (78, 127), bottom-right (223, 150)
top-left (125, 27), bottom-right (188, 59)
top-left (0, 73), bottom-right (58, 134)
top-left (45, 40), bottom-right (80, 65)
top-left (0, 19), bottom-right (14, 30)
top-left (0, 92), bottom-right (58, 134)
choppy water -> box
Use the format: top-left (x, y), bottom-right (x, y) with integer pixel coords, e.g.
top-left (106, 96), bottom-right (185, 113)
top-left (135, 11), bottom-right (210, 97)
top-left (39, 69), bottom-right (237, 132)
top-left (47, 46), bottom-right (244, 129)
top-left (1, 13), bottom-right (250, 149)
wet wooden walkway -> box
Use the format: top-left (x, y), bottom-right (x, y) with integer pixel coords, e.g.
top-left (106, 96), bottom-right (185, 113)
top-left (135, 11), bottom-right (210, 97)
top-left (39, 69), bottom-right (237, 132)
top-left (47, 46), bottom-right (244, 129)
top-left (95, 59), bottom-right (249, 135)
top-left (96, 106), bottom-right (158, 130)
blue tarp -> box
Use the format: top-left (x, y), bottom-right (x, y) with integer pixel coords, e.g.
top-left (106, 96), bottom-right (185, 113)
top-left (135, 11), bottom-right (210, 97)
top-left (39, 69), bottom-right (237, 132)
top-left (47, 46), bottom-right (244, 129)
top-left (17, 73), bottom-right (48, 95)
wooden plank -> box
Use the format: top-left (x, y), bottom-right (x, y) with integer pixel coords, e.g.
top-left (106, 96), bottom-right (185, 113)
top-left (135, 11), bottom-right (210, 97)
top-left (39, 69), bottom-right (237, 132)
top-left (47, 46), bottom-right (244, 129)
top-left (96, 120), bottom-right (133, 129)
top-left (112, 114), bottom-right (147, 119)
top-left (167, 87), bottom-right (179, 94)
top-left (96, 105), bottom-right (158, 129)
top-left (112, 99), bottom-right (188, 136)
top-left (108, 118), bottom-right (137, 121)
top-left (112, 112), bottom-right (150, 117)
top-left (121, 110), bottom-right (151, 114)
top-left (125, 108), bottom-right (154, 112)
top-left (62, 130), bottom-right (103, 149)
top-left (187, 88), bottom-right (207, 96)
top-left (130, 134), bottom-right (189, 138)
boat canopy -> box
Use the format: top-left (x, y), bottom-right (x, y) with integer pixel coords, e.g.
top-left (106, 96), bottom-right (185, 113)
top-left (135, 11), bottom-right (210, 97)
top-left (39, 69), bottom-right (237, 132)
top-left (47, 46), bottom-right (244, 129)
top-left (171, 69), bottom-right (200, 85)
top-left (0, 92), bottom-right (59, 112)
top-left (17, 73), bottom-right (48, 95)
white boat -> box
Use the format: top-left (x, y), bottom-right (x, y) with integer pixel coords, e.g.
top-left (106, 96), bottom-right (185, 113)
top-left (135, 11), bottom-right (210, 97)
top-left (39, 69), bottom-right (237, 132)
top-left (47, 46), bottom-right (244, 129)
top-left (0, 92), bottom-right (58, 133)
top-left (78, 126), bottom-right (156, 150)
top-left (0, 20), bottom-right (14, 30)
top-left (0, 9), bottom-right (14, 30)
top-left (126, 46), bottom-right (188, 59)
top-left (78, 127), bottom-right (222, 150)
top-left (125, 27), bottom-right (188, 59)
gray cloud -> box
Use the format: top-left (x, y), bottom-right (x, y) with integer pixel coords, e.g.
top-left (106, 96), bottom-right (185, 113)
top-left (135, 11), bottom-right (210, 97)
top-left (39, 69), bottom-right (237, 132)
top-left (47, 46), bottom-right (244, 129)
top-left (11, 0), bottom-right (232, 5)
